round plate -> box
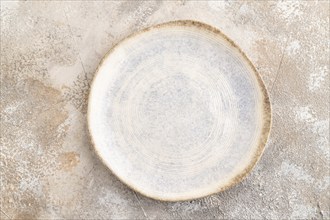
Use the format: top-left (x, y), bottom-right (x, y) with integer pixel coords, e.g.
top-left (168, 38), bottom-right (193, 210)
top-left (88, 20), bottom-right (271, 201)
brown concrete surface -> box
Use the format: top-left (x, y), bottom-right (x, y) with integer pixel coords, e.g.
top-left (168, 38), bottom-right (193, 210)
top-left (1, 1), bottom-right (329, 219)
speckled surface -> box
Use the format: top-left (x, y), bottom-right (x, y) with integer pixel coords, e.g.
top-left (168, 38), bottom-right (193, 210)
top-left (1, 1), bottom-right (329, 219)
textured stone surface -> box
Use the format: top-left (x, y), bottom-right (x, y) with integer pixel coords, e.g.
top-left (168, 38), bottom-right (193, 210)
top-left (1, 1), bottom-right (329, 219)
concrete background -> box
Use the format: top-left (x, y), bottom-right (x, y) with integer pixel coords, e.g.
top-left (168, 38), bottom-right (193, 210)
top-left (1, 1), bottom-right (329, 219)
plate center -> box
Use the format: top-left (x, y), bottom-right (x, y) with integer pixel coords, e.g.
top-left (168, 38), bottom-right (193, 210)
top-left (136, 73), bottom-right (216, 155)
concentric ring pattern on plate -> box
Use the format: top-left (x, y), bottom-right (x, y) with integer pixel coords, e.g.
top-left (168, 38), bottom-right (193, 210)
top-left (88, 20), bottom-right (271, 201)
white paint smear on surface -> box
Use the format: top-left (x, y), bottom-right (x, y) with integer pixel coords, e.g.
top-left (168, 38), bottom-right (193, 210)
top-left (294, 106), bottom-right (316, 123)
top-left (286, 40), bottom-right (301, 56)
top-left (280, 161), bottom-right (314, 184)
top-left (308, 66), bottom-right (328, 92)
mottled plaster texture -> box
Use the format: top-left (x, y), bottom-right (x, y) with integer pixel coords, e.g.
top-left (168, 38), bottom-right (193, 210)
top-left (0, 1), bottom-right (329, 219)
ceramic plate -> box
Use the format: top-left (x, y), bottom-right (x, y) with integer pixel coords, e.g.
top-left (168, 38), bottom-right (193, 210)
top-left (88, 20), bottom-right (271, 201)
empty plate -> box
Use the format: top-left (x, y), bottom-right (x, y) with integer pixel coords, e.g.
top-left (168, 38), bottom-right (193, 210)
top-left (88, 20), bottom-right (271, 201)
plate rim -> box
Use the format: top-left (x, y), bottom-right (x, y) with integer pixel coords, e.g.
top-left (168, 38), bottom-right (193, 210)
top-left (87, 20), bottom-right (272, 201)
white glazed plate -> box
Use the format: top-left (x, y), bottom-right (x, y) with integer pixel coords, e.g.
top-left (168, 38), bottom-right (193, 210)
top-left (88, 20), bottom-right (271, 201)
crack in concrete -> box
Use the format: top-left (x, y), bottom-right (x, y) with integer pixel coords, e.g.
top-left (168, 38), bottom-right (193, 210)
top-left (317, 202), bottom-right (324, 219)
top-left (63, 7), bottom-right (88, 79)
top-left (1, 210), bottom-right (11, 219)
top-left (271, 38), bottom-right (289, 93)
top-left (133, 191), bottom-right (149, 220)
